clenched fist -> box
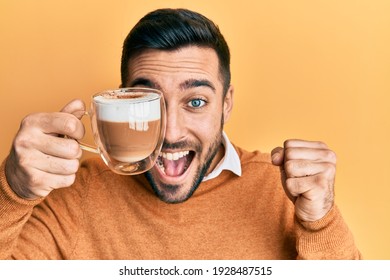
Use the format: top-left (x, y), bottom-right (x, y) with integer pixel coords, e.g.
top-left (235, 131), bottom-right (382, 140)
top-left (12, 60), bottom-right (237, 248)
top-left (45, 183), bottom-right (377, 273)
top-left (271, 139), bottom-right (337, 222)
top-left (5, 100), bottom-right (86, 199)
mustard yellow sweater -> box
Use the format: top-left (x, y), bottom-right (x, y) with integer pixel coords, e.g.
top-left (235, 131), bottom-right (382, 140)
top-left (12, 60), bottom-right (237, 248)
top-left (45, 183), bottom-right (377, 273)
top-left (0, 146), bottom-right (361, 259)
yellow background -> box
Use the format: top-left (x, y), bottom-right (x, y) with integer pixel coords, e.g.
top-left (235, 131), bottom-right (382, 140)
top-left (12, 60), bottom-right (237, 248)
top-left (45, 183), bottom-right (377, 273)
top-left (1, 0), bottom-right (389, 259)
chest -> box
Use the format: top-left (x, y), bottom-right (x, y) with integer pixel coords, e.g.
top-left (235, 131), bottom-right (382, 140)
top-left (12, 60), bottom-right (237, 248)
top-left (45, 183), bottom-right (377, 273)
top-left (73, 182), bottom-right (296, 259)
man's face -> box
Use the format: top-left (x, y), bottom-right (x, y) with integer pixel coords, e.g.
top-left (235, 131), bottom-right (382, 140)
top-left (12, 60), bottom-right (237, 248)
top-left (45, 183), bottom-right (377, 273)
top-left (125, 46), bottom-right (233, 203)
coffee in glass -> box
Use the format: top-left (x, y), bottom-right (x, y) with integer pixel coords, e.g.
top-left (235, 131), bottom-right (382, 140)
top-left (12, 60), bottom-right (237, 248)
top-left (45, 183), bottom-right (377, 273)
top-left (78, 87), bottom-right (166, 175)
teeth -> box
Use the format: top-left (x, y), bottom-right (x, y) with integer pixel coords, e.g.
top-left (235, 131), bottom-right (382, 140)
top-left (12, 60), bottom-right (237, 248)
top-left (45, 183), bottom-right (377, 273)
top-left (161, 151), bottom-right (189, 161)
top-left (157, 151), bottom-right (192, 176)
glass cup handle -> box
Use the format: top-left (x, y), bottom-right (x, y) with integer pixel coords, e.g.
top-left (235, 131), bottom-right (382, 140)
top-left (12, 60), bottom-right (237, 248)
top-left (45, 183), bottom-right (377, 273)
top-left (66, 111), bottom-right (99, 154)
top-left (79, 141), bottom-right (99, 154)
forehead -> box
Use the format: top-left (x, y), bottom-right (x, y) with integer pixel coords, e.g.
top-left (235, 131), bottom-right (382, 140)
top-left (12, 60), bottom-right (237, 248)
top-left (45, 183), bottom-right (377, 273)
top-left (126, 46), bottom-right (222, 89)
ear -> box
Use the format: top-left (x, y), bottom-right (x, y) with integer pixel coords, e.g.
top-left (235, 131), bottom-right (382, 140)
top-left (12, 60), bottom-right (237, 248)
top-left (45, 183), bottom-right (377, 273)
top-left (223, 84), bottom-right (234, 124)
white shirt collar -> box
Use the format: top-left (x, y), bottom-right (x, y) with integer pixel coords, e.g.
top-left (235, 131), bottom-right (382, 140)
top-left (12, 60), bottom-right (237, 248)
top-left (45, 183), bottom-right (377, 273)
top-left (202, 131), bottom-right (242, 181)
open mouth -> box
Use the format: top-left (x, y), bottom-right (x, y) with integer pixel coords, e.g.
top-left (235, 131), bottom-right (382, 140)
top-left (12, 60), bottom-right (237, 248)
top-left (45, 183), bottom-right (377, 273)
top-left (156, 150), bottom-right (195, 177)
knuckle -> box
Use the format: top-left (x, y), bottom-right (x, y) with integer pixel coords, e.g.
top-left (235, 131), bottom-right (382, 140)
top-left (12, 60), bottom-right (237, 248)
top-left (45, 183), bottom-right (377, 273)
top-left (12, 148), bottom-right (36, 170)
top-left (284, 160), bottom-right (297, 177)
top-left (67, 140), bottom-right (81, 158)
top-left (317, 140), bottom-right (325, 146)
top-left (67, 159), bottom-right (80, 173)
top-left (315, 140), bottom-right (328, 148)
top-left (324, 162), bottom-right (336, 177)
top-left (63, 117), bottom-right (78, 135)
top-left (283, 139), bottom-right (293, 148)
top-left (61, 174), bottom-right (76, 187)
top-left (14, 133), bottom-right (33, 149)
top-left (326, 150), bottom-right (337, 163)
top-left (13, 135), bottom-right (24, 149)
top-left (20, 114), bottom-right (37, 128)
top-left (285, 160), bottom-right (307, 175)
top-left (284, 160), bottom-right (296, 176)
top-left (284, 159), bottom-right (294, 171)
top-left (285, 178), bottom-right (299, 196)
top-left (284, 147), bottom-right (294, 159)
top-left (28, 173), bottom-right (44, 189)
top-left (16, 154), bottom-right (30, 168)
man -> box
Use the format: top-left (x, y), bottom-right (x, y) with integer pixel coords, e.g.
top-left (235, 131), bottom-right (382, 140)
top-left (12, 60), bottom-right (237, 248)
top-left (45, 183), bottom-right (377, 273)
top-left (0, 8), bottom-right (361, 259)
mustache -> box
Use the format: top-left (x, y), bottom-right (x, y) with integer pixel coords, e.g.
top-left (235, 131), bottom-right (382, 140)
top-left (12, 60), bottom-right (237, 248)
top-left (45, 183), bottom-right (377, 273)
top-left (162, 140), bottom-right (202, 153)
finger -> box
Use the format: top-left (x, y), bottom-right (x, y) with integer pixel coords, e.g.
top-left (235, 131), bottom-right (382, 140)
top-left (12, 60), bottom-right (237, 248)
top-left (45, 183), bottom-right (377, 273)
top-left (13, 125), bottom-right (82, 164)
top-left (21, 112), bottom-right (85, 140)
top-left (284, 147), bottom-right (337, 163)
top-left (284, 173), bottom-right (333, 198)
top-left (284, 159), bottom-right (336, 178)
top-left (18, 116), bottom-right (84, 155)
top-left (284, 139), bottom-right (329, 149)
top-left (26, 169), bottom-right (77, 197)
top-left (8, 163), bottom-right (77, 199)
top-left (271, 146), bottom-right (284, 166)
top-left (60, 99), bottom-right (86, 119)
top-left (38, 133), bottom-right (82, 159)
top-left (27, 151), bottom-right (80, 175)
top-left (8, 135), bottom-right (79, 199)
top-left (49, 113), bottom-right (85, 139)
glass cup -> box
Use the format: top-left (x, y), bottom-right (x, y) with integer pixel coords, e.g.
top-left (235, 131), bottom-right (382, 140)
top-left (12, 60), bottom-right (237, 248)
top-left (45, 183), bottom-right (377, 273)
top-left (79, 87), bottom-right (166, 175)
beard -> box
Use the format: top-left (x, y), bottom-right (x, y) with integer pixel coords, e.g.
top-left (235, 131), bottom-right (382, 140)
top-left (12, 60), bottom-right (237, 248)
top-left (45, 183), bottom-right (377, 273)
top-left (145, 122), bottom-right (224, 204)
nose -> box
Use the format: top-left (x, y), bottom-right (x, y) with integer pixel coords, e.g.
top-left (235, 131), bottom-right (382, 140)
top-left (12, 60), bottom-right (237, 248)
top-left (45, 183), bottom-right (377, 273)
top-left (164, 102), bottom-right (186, 144)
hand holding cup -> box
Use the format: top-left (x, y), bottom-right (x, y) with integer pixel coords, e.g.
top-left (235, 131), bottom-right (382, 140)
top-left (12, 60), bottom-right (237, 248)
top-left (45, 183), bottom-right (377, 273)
top-left (5, 100), bottom-right (85, 199)
top-left (5, 87), bottom-right (166, 199)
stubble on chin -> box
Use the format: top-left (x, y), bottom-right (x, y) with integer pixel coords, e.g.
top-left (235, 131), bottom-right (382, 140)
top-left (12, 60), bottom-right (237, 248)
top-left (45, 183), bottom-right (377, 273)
top-left (145, 131), bottom-right (224, 204)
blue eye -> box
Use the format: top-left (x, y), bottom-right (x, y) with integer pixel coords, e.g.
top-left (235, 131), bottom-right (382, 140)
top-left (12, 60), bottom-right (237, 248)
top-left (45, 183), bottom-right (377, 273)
top-left (189, 99), bottom-right (206, 108)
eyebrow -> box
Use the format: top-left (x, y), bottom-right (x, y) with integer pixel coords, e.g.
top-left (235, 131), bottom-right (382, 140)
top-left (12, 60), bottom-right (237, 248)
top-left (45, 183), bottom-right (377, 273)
top-left (180, 79), bottom-right (216, 93)
top-left (128, 77), bottom-right (216, 93)
top-left (128, 78), bottom-right (161, 90)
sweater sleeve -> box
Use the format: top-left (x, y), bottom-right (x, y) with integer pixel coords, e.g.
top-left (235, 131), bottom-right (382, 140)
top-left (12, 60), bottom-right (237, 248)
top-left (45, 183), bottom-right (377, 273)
top-left (0, 158), bottom-right (44, 259)
top-left (0, 158), bottom-right (87, 259)
top-left (295, 205), bottom-right (362, 259)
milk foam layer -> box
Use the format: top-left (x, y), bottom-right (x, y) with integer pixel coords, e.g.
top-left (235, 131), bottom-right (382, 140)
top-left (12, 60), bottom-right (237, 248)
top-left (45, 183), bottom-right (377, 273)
top-left (94, 92), bottom-right (161, 122)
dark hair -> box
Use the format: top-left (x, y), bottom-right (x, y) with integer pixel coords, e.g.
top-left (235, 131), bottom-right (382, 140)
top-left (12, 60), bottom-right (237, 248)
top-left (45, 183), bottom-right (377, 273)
top-left (120, 8), bottom-right (231, 94)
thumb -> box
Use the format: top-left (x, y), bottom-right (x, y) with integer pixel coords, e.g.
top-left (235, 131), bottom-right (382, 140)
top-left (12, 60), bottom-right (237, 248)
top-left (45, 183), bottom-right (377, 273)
top-left (60, 99), bottom-right (86, 119)
top-left (58, 99), bottom-right (86, 141)
top-left (271, 146), bottom-right (284, 166)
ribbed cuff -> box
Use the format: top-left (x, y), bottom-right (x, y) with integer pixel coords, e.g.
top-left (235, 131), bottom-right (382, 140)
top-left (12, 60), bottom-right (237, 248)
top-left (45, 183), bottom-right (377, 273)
top-left (0, 158), bottom-right (43, 216)
top-left (295, 205), bottom-right (355, 258)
